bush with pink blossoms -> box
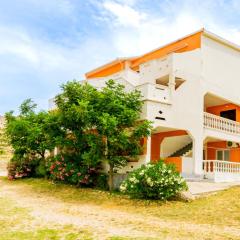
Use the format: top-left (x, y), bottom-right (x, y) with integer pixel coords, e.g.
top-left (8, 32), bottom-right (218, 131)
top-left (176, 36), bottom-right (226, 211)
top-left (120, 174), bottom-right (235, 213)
top-left (47, 154), bottom-right (105, 188)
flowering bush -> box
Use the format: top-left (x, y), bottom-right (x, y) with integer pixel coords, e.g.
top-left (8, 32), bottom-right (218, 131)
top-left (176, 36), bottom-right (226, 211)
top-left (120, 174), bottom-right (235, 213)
top-left (120, 161), bottom-right (188, 200)
top-left (7, 155), bottom-right (42, 180)
top-left (47, 154), bottom-right (103, 187)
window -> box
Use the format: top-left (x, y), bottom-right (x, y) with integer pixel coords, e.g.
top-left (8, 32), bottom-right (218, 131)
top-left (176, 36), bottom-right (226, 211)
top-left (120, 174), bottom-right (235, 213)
top-left (216, 150), bottom-right (230, 161)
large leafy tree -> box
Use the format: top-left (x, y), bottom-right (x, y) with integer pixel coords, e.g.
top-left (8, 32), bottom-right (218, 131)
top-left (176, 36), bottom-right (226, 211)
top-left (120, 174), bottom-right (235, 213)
top-left (55, 80), bottom-right (152, 190)
top-left (95, 80), bottom-right (152, 190)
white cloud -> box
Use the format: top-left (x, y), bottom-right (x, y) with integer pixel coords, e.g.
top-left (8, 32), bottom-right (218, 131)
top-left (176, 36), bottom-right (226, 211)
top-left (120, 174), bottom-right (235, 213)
top-left (0, 24), bottom-right (115, 114)
top-left (2, 0), bottom-right (240, 115)
top-left (102, 1), bottom-right (146, 28)
top-left (99, 0), bottom-right (240, 57)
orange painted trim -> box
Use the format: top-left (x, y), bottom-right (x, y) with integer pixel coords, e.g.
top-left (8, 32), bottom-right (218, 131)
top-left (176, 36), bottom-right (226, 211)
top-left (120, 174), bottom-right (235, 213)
top-left (151, 130), bottom-right (188, 162)
top-left (206, 141), bottom-right (240, 163)
top-left (85, 30), bottom-right (203, 79)
top-left (131, 31), bottom-right (202, 69)
top-left (165, 157), bottom-right (182, 172)
top-left (207, 103), bottom-right (240, 123)
top-left (86, 60), bottom-right (126, 78)
top-left (140, 137), bottom-right (147, 155)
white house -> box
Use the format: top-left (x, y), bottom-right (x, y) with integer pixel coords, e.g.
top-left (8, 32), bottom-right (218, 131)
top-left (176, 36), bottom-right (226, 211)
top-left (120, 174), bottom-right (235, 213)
top-left (50, 29), bottom-right (240, 182)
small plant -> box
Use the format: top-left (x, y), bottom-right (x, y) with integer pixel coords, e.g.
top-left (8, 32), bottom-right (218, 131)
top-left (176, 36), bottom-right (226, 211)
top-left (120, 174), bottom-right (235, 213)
top-left (120, 160), bottom-right (188, 200)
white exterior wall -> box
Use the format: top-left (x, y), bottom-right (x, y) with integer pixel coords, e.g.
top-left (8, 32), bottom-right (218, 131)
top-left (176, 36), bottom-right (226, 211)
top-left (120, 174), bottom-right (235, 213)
top-left (182, 157), bottom-right (194, 175)
top-left (202, 36), bottom-right (240, 104)
top-left (205, 172), bottom-right (240, 183)
top-left (201, 35), bottom-right (240, 142)
top-left (141, 49), bottom-right (204, 175)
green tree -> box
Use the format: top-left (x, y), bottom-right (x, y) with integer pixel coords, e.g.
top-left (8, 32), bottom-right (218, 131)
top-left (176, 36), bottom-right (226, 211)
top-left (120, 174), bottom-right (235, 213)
top-left (55, 80), bottom-right (152, 191)
top-left (95, 80), bottom-right (152, 190)
top-left (5, 99), bottom-right (55, 178)
top-left (54, 81), bottom-right (104, 167)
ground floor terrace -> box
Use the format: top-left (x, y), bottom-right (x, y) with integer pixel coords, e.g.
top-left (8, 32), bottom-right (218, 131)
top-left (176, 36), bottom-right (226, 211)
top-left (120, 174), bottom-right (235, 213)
top-left (149, 126), bottom-right (240, 183)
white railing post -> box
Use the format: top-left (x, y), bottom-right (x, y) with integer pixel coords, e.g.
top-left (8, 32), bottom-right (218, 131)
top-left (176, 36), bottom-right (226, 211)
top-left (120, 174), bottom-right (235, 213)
top-left (203, 160), bottom-right (240, 174)
top-left (204, 112), bottom-right (240, 135)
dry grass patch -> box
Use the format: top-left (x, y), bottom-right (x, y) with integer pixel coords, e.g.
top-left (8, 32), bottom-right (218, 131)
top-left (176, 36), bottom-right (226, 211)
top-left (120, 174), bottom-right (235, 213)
top-left (0, 177), bottom-right (240, 239)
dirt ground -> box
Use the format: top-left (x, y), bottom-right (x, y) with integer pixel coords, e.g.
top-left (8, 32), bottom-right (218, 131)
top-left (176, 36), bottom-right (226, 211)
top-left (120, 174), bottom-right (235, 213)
top-left (1, 177), bottom-right (240, 240)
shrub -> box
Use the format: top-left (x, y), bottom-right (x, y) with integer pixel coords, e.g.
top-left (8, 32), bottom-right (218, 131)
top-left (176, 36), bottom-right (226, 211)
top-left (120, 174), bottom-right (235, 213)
top-left (7, 162), bottom-right (17, 180)
top-left (95, 173), bottom-right (108, 190)
top-left (7, 155), bottom-right (42, 180)
top-left (35, 160), bottom-right (48, 177)
top-left (47, 154), bottom-right (101, 187)
top-left (120, 161), bottom-right (188, 200)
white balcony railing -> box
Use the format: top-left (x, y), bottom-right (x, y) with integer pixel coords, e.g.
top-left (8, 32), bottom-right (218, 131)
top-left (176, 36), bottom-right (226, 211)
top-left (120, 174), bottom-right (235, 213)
top-left (204, 112), bottom-right (240, 135)
top-left (203, 160), bottom-right (240, 174)
top-left (136, 83), bottom-right (171, 104)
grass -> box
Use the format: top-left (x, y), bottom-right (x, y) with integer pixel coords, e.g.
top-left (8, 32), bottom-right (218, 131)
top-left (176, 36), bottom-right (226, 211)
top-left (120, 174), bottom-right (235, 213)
top-left (1, 177), bottom-right (240, 239)
top-left (0, 192), bottom-right (93, 239)
top-left (8, 177), bottom-right (240, 226)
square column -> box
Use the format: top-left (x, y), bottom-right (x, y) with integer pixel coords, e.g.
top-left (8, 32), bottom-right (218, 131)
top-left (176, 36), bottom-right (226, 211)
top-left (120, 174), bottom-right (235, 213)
top-left (145, 136), bottom-right (152, 163)
top-left (192, 137), bottom-right (203, 175)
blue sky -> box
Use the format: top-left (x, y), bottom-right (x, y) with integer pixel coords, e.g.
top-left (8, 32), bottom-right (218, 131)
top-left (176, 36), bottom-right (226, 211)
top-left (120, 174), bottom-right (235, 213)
top-left (1, 0), bottom-right (240, 115)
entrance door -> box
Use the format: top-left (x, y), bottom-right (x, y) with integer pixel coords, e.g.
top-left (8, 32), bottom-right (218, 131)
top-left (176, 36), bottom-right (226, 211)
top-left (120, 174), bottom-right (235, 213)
top-left (220, 109), bottom-right (236, 121)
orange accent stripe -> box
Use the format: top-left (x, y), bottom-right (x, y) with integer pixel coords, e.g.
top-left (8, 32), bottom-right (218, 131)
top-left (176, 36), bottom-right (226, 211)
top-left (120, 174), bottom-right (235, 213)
top-left (86, 30), bottom-right (203, 79)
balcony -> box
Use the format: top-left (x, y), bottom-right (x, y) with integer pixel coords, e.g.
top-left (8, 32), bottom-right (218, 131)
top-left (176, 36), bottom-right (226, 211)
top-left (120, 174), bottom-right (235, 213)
top-left (204, 112), bottom-right (240, 135)
top-left (203, 160), bottom-right (240, 182)
top-left (136, 83), bottom-right (171, 104)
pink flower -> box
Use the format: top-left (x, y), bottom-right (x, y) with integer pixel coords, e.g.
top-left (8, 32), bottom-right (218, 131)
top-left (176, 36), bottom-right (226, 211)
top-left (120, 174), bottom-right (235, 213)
top-left (8, 175), bottom-right (15, 180)
top-left (50, 164), bottom-right (55, 171)
top-left (77, 172), bottom-right (81, 176)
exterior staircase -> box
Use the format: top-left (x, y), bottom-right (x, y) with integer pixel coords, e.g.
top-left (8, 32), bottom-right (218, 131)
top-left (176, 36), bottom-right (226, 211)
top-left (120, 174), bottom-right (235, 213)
top-left (168, 142), bottom-right (193, 157)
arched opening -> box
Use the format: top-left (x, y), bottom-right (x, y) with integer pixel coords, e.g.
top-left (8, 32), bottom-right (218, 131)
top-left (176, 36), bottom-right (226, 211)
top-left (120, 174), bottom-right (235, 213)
top-left (151, 126), bottom-right (194, 175)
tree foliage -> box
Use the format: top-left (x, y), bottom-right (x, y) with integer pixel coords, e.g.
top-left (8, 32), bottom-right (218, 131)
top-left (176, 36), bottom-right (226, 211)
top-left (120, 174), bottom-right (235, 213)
top-left (5, 80), bottom-right (152, 191)
top-left (49, 80), bottom-right (152, 190)
top-left (93, 80), bottom-right (152, 190)
top-left (5, 99), bottom-right (55, 178)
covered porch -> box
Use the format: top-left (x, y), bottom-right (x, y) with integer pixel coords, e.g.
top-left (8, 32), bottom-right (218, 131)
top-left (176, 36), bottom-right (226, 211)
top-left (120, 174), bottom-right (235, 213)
top-left (203, 137), bottom-right (240, 182)
top-left (203, 93), bottom-right (240, 182)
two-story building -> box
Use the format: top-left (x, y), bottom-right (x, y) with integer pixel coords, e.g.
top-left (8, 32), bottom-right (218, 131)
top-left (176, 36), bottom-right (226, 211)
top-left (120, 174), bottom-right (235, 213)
top-left (50, 29), bottom-right (240, 182)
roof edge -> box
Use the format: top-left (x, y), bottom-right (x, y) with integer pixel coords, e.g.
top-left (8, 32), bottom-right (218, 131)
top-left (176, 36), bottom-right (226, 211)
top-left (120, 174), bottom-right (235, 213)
top-left (202, 30), bottom-right (240, 51)
top-left (138, 28), bottom-right (204, 60)
top-left (85, 57), bottom-right (137, 78)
